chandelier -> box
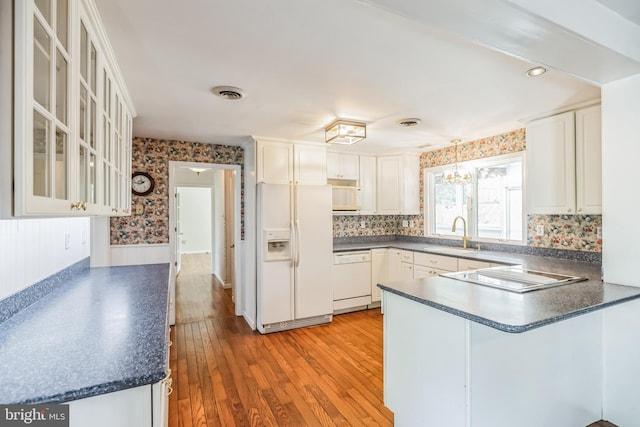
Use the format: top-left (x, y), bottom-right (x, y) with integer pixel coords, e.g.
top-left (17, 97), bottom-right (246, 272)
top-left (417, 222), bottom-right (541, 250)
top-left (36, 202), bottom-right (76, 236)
top-left (441, 139), bottom-right (472, 185)
top-left (325, 119), bottom-right (366, 145)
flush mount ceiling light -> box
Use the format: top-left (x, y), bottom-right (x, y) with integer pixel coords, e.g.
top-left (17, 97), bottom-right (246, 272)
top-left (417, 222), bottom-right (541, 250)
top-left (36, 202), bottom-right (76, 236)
top-left (397, 118), bottom-right (422, 127)
top-left (526, 66), bottom-right (547, 77)
top-left (441, 139), bottom-right (472, 185)
top-left (324, 119), bottom-right (366, 145)
top-left (211, 86), bottom-right (246, 100)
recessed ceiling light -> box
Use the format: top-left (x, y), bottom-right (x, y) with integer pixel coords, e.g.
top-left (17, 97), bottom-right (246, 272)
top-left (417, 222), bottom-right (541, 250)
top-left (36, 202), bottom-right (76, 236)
top-left (211, 86), bottom-right (246, 100)
top-left (397, 118), bottom-right (422, 127)
top-left (526, 67), bottom-right (547, 77)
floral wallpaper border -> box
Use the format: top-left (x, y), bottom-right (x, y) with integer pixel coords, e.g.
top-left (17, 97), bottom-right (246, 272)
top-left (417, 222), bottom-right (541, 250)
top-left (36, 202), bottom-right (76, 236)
top-left (110, 137), bottom-right (244, 245)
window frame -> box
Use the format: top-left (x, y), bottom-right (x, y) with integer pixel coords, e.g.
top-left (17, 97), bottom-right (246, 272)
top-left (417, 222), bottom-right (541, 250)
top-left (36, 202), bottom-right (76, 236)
top-left (423, 151), bottom-right (526, 245)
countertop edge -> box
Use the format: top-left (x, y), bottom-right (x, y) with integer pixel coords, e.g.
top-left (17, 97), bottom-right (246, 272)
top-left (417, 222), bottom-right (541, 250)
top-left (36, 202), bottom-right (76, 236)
top-left (378, 284), bottom-right (640, 333)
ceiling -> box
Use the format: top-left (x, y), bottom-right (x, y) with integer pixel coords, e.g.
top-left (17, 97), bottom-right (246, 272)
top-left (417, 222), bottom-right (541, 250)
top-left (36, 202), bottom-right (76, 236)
top-left (93, 0), bottom-right (639, 154)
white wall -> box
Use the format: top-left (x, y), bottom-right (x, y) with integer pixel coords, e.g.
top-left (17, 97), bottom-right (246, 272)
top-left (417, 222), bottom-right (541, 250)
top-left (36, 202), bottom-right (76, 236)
top-left (212, 171), bottom-right (226, 282)
top-left (601, 73), bottom-right (640, 287)
top-left (0, 217), bottom-right (91, 300)
top-left (177, 187), bottom-right (212, 254)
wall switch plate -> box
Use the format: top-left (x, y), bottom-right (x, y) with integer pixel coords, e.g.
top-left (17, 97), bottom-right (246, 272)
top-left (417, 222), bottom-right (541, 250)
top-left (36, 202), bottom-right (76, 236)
top-left (597, 227), bottom-right (602, 239)
top-left (360, 221), bottom-right (366, 229)
top-left (409, 220), bottom-right (415, 227)
top-left (65, 232), bottom-right (71, 250)
top-left (535, 225), bottom-right (544, 236)
top-left (402, 220), bottom-right (409, 227)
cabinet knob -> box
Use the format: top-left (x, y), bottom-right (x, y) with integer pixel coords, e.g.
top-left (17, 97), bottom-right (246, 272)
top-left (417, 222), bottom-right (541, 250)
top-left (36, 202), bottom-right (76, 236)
top-left (577, 208), bottom-right (582, 213)
top-left (567, 208), bottom-right (572, 213)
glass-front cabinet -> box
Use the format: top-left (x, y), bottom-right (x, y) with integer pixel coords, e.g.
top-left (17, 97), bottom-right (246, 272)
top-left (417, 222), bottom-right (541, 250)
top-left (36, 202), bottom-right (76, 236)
top-left (12, 0), bottom-right (134, 217)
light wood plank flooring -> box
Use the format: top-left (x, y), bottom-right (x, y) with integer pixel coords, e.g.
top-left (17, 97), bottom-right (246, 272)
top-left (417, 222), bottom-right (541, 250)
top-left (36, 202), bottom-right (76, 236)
top-left (170, 254), bottom-right (618, 427)
top-left (170, 254), bottom-right (393, 426)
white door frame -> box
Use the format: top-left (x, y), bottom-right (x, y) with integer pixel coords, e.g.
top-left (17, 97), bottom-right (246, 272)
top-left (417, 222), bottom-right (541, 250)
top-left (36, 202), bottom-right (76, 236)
top-left (169, 161), bottom-right (242, 317)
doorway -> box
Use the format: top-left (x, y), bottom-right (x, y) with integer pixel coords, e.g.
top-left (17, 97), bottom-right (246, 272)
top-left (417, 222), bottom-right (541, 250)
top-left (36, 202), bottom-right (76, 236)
top-left (169, 161), bottom-right (242, 324)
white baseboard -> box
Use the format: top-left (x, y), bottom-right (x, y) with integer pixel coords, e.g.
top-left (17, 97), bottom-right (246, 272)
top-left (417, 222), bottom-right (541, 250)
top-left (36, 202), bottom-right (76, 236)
top-left (243, 310), bottom-right (256, 330)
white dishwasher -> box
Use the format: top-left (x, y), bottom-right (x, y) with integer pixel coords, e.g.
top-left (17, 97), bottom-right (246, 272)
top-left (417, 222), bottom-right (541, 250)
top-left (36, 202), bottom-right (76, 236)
top-left (333, 251), bottom-right (372, 313)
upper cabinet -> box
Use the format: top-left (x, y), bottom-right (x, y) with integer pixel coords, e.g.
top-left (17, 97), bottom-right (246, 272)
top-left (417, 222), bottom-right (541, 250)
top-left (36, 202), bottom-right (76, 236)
top-left (9, 0), bottom-right (134, 217)
top-left (525, 105), bottom-right (601, 215)
top-left (256, 140), bottom-right (327, 185)
top-left (358, 155), bottom-right (376, 214)
top-left (376, 154), bottom-right (420, 215)
top-left (575, 105), bottom-right (602, 214)
top-left (326, 152), bottom-right (359, 180)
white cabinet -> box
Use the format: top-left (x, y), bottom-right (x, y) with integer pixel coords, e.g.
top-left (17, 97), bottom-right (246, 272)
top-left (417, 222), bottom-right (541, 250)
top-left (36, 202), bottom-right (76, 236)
top-left (575, 105), bottom-right (602, 214)
top-left (457, 258), bottom-right (492, 271)
top-left (10, 0), bottom-right (134, 217)
top-left (358, 155), bottom-right (377, 214)
top-left (401, 262), bottom-right (414, 280)
top-left (256, 140), bottom-right (293, 184)
top-left (69, 385), bottom-right (152, 427)
top-left (371, 248), bottom-right (388, 303)
top-left (388, 249), bottom-right (402, 282)
top-left (327, 152), bottom-right (359, 180)
top-left (257, 140), bottom-right (327, 185)
top-left (376, 154), bottom-right (420, 214)
top-left (526, 105), bottom-right (601, 215)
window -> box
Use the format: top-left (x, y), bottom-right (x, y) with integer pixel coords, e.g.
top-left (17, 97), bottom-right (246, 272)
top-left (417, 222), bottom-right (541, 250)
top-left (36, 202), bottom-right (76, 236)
top-left (424, 153), bottom-right (524, 243)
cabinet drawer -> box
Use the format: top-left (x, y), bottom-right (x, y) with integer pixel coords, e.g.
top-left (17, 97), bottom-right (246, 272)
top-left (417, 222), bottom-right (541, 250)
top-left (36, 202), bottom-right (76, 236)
top-left (414, 265), bottom-right (449, 278)
top-left (413, 252), bottom-right (457, 272)
top-left (400, 250), bottom-right (414, 263)
top-left (457, 259), bottom-right (492, 271)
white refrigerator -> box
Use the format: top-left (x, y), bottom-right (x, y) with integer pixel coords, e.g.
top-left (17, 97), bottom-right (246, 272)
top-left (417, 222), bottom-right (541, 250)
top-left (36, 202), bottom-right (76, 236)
top-left (257, 183), bottom-right (333, 333)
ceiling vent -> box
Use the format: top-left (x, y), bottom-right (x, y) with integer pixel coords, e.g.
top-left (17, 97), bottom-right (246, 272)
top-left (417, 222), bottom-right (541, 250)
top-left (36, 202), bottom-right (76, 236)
top-left (397, 118), bottom-right (421, 127)
top-left (211, 86), bottom-right (246, 100)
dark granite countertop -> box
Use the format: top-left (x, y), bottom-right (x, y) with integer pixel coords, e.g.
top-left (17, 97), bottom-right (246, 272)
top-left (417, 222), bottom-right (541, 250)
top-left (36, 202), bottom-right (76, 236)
top-left (0, 263), bottom-right (171, 404)
top-left (335, 239), bottom-right (640, 333)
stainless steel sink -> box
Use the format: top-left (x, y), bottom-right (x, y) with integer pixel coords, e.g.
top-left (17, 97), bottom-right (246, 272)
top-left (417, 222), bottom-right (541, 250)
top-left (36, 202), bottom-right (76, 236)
top-left (440, 265), bottom-right (587, 293)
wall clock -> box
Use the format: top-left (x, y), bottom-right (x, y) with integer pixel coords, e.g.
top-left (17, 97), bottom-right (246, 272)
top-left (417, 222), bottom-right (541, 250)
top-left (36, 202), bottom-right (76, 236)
top-left (131, 172), bottom-right (155, 196)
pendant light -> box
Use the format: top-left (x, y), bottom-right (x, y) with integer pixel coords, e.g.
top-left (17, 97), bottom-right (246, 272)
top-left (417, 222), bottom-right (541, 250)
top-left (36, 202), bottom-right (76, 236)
top-left (441, 139), bottom-right (472, 185)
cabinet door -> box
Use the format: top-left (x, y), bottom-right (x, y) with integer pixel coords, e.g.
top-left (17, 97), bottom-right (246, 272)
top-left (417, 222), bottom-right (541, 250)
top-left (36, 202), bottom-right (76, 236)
top-left (327, 152), bottom-right (359, 180)
top-left (15, 0), bottom-right (75, 215)
top-left (257, 141), bottom-right (293, 184)
top-left (525, 111), bottom-right (576, 214)
top-left (575, 105), bottom-right (602, 215)
top-left (326, 152), bottom-right (341, 179)
top-left (294, 144), bottom-right (326, 184)
top-left (358, 155), bottom-right (376, 213)
top-left (388, 249), bottom-right (402, 281)
top-left (401, 262), bottom-right (414, 280)
top-left (402, 154), bottom-right (420, 215)
top-left (377, 156), bottom-right (402, 214)
top-left (371, 248), bottom-right (388, 302)
top-left (69, 385), bottom-right (152, 427)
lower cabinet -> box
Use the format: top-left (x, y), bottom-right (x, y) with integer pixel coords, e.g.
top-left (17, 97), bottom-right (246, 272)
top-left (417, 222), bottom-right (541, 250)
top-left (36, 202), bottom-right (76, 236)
top-left (371, 248), bottom-right (389, 303)
top-left (68, 380), bottom-right (170, 427)
top-left (401, 262), bottom-right (414, 280)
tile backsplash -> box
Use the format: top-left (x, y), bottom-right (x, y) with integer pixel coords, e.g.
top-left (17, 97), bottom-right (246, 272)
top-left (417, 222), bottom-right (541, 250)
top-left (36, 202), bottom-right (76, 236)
top-left (333, 128), bottom-right (602, 253)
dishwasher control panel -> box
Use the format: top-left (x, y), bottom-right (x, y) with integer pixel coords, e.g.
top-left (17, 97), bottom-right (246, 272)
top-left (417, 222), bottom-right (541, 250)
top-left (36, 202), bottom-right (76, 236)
top-left (333, 251), bottom-right (371, 264)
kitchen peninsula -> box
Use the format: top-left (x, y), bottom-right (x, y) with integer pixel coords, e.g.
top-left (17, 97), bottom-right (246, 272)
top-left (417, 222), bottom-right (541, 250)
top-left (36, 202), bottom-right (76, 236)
top-left (378, 252), bottom-right (640, 427)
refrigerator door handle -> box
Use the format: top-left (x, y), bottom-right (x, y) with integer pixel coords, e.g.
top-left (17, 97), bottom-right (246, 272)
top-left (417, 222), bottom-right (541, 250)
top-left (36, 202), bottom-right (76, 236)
top-left (295, 219), bottom-right (301, 267)
top-left (290, 219), bottom-right (296, 267)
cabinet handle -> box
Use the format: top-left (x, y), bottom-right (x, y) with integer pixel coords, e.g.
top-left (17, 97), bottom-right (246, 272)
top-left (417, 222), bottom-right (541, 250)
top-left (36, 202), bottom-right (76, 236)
top-left (71, 202), bottom-right (87, 211)
top-left (112, 208), bottom-right (118, 213)
top-left (430, 260), bottom-right (438, 264)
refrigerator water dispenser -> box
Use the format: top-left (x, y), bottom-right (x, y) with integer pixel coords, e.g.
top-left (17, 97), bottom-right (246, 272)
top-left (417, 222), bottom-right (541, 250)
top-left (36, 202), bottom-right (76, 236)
top-left (264, 229), bottom-right (291, 261)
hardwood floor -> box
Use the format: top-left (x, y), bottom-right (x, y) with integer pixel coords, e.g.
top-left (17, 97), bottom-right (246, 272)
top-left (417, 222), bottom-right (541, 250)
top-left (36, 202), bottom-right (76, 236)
top-left (169, 254), bottom-right (619, 427)
top-left (170, 254), bottom-right (393, 426)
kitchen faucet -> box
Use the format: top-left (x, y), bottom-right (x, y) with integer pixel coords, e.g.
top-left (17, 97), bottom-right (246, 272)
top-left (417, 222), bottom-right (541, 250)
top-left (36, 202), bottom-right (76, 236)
top-left (452, 216), bottom-right (471, 249)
